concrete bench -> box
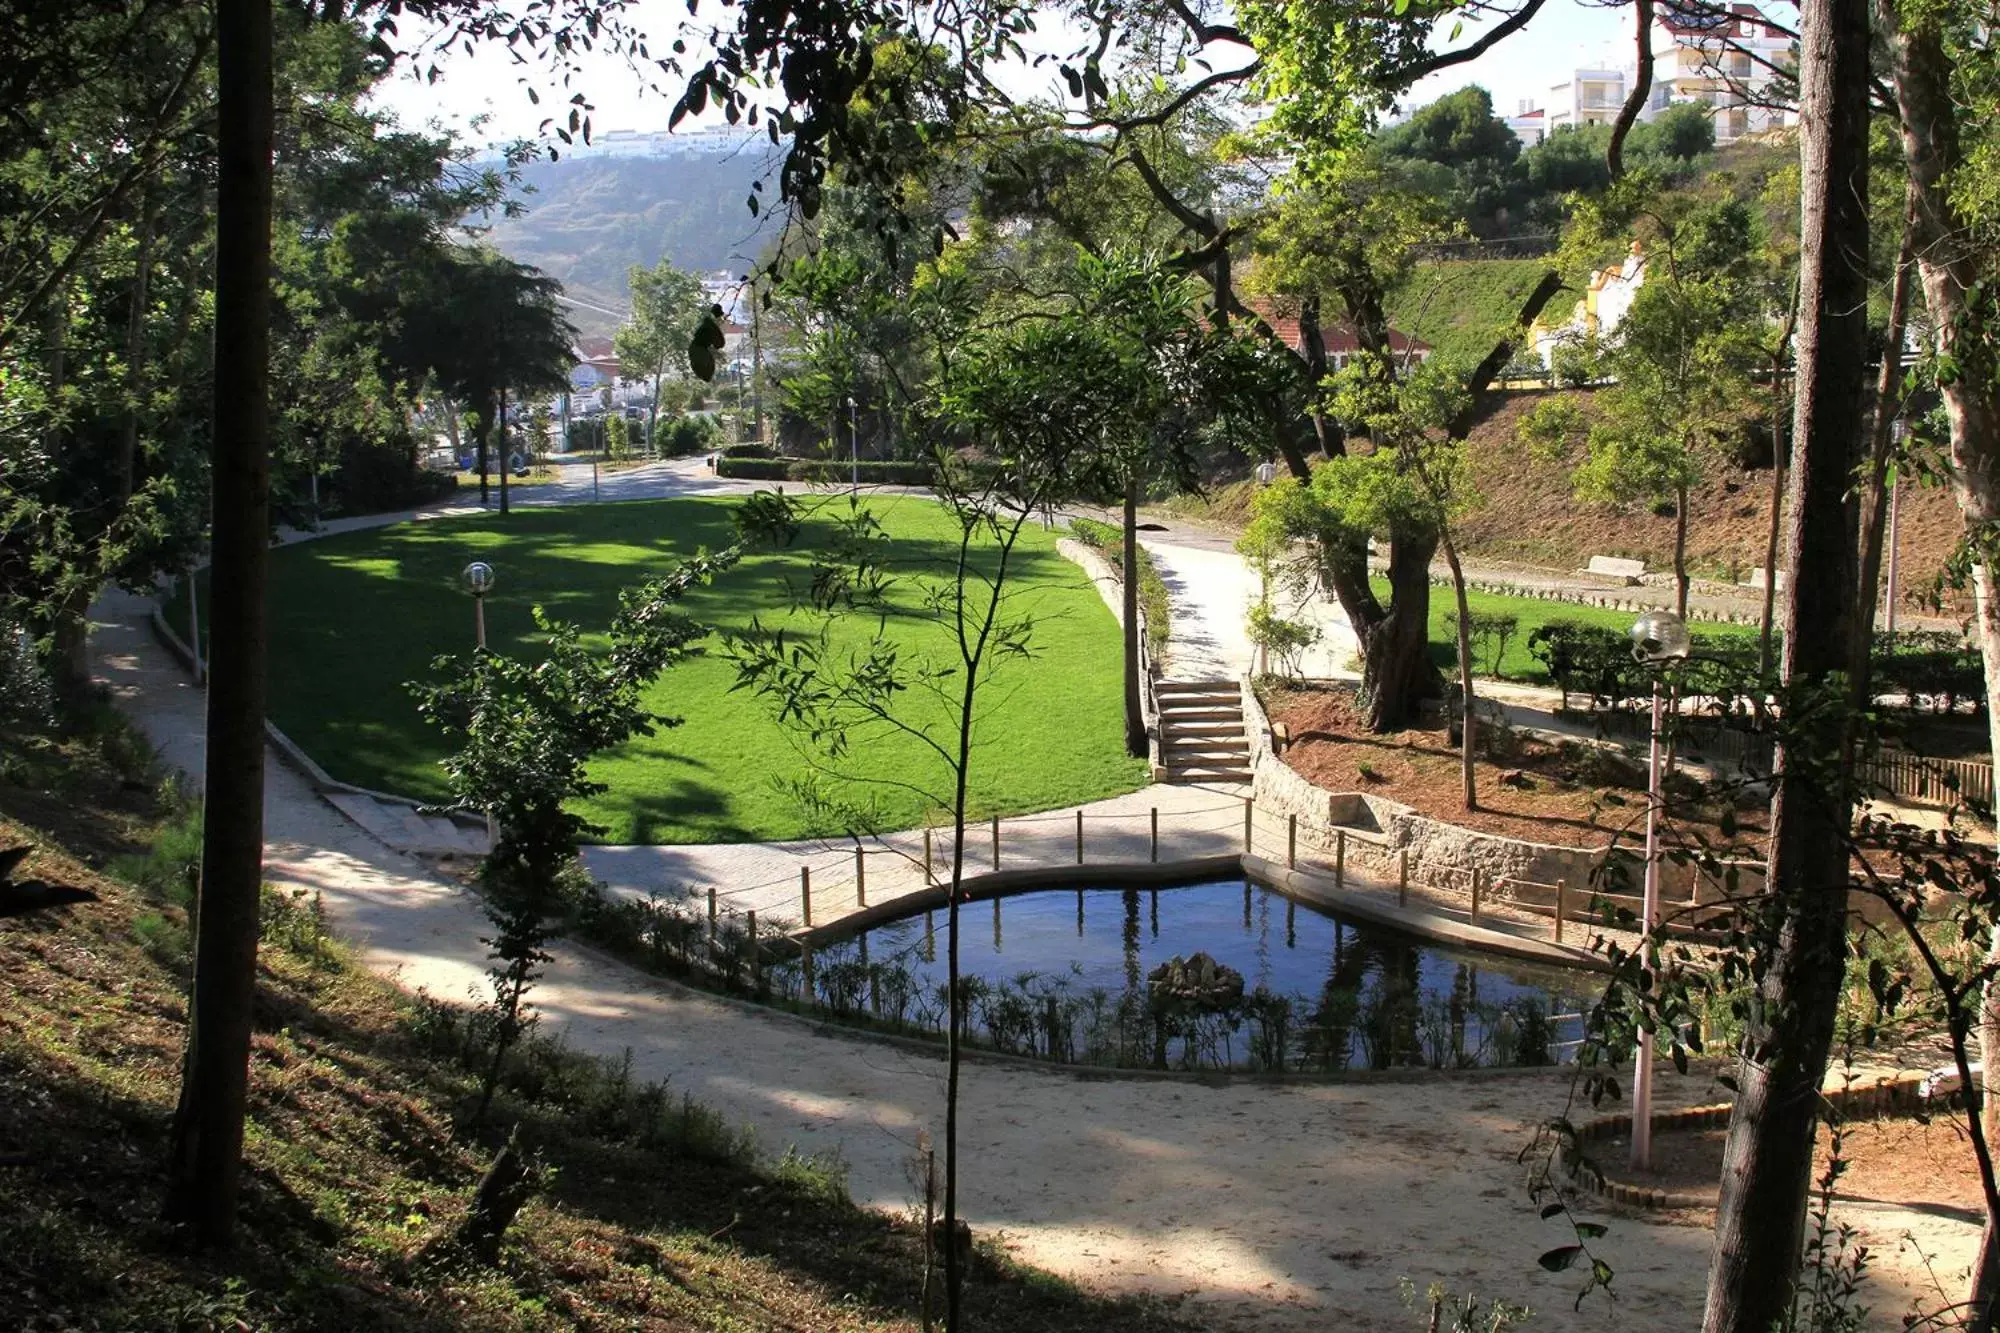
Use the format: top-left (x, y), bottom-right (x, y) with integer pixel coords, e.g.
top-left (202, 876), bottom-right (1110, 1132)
top-left (1583, 555), bottom-right (1646, 584)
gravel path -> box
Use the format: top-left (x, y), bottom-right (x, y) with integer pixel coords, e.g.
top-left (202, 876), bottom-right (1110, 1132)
top-left (91, 470), bottom-right (1977, 1329)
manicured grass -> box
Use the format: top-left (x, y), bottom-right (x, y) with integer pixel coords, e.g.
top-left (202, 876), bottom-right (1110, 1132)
top-left (1374, 577), bottom-right (1760, 684)
top-left (170, 496), bottom-right (1145, 844)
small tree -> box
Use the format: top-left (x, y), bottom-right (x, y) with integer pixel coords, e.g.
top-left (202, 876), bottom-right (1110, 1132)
top-left (614, 259), bottom-right (706, 459)
top-left (725, 304), bottom-right (1137, 1332)
top-left (1520, 196), bottom-right (1767, 618)
top-left (413, 551), bottom-right (736, 1124)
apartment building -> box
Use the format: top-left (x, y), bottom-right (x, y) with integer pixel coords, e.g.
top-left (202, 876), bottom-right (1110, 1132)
top-left (1518, 3), bottom-right (1793, 146)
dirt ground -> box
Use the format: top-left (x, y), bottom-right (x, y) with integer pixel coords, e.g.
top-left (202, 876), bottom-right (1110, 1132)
top-left (1264, 684), bottom-right (1767, 850)
top-left (1457, 392), bottom-right (1969, 615)
top-left (1596, 1115), bottom-right (1988, 1219)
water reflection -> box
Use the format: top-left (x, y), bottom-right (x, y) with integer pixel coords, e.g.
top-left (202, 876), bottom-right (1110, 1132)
top-left (820, 878), bottom-right (1588, 1072)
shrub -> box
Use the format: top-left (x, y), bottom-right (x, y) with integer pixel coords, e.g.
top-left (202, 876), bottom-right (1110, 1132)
top-left (714, 455), bottom-right (937, 486)
top-left (1871, 629), bottom-right (1983, 714)
top-left (1446, 610), bottom-right (1519, 677)
top-left (1247, 603), bottom-right (1322, 677)
top-left (1525, 619), bottom-right (1639, 711)
top-left (659, 414), bottom-right (722, 456)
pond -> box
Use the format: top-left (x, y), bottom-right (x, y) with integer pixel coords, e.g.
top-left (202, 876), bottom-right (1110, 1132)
top-left (791, 878), bottom-right (1596, 1073)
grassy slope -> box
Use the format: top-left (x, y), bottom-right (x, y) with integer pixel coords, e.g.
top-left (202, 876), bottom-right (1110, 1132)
top-left (0, 722), bottom-right (1199, 1333)
top-left (1382, 258), bottom-right (1553, 368)
top-left (168, 496), bottom-right (1147, 845)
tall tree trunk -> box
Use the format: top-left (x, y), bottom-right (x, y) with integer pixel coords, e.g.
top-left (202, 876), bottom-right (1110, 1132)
top-left (1852, 185), bottom-right (1919, 688)
top-left (1362, 524), bottom-right (1441, 732)
top-left (1121, 475), bottom-right (1145, 756)
top-left (1877, 2), bottom-right (2000, 1320)
top-left (497, 384), bottom-right (510, 516)
top-left (164, 0), bottom-right (271, 1249)
top-left (1442, 532), bottom-right (1478, 810)
top-left (1758, 390), bottom-right (1788, 684)
top-left (1701, 0), bottom-right (1869, 1323)
top-left (1673, 478), bottom-right (1690, 619)
top-left (649, 359), bottom-right (664, 457)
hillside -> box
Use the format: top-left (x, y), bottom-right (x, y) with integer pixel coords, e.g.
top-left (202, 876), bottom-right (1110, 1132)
top-left (1456, 390), bottom-right (1963, 603)
top-left (1383, 258), bottom-right (1555, 367)
top-left (0, 714), bottom-right (1196, 1333)
top-left (1170, 387), bottom-right (1964, 616)
top-left (485, 144), bottom-right (785, 338)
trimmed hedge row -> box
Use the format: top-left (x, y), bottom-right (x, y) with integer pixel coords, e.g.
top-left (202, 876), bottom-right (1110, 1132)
top-left (715, 455), bottom-right (937, 486)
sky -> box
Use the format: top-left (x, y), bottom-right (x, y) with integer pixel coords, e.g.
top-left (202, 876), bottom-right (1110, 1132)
top-left (366, 0), bottom-right (1772, 149)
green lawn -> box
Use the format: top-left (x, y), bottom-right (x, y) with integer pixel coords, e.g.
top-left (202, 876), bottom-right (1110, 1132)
top-left (1372, 577), bottom-right (1760, 683)
top-left (170, 496), bottom-right (1147, 844)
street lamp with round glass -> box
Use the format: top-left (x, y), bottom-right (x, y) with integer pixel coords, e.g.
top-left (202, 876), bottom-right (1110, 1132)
top-left (462, 561), bottom-right (496, 649)
top-left (1627, 604), bottom-right (1689, 1174)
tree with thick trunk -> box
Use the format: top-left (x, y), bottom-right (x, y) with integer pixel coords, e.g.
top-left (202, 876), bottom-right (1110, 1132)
top-left (164, 0), bottom-right (272, 1249)
top-left (1876, 0), bottom-right (2000, 1317)
top-left (1701, 0), bottom-right (1871, 1323)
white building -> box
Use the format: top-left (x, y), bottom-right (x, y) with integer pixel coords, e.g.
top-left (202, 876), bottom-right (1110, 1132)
top-left (1512, 3), bottom-right (1794, 147)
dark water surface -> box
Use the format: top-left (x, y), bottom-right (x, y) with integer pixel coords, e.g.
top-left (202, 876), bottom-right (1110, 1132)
top-left (825, 878), bottom-right (1594, 1070)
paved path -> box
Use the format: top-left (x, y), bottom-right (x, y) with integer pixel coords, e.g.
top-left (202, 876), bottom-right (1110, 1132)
top-left (101, 470), bottom-right (1973, 1328)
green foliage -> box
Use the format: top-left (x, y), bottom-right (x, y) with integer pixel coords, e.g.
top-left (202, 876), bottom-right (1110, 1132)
top-left (1247, 603), bottom-right (1323, 676)
top-left (1068, 518), bottom-right (1172, 660)
top-left (613, 258), bottom-right (707, 388)
top-left (1375, 87), bottom-right (1526, 237)
top-left (412, 549), bottom-right (738, 1117)
top-left (658, 413), bottom-right (722, 456)
top-left (1445, 610), bottom-right (1518, 676)
top-left (716, 455), bottom-right (936, 485)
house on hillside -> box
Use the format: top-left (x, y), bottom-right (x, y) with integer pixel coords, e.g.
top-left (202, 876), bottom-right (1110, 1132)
top-left (570, 337), bottom-right (622, 393)
top-left (1527, 241), bottom-right (1649, 370)
top-left (1244, 299), bottom-right (1431, 372)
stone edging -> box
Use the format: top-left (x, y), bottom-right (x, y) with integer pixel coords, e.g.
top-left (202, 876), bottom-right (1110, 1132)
top-left (1567, 1071), bottom-right (1933, 1211)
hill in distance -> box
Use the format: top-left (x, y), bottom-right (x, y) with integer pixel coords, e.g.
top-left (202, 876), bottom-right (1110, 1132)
top-left (483, 136), bottom-right (788, 339)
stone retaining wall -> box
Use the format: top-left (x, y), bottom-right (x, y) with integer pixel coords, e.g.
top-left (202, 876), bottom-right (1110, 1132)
top-left (1242, 677), bottom-right (1766, 903)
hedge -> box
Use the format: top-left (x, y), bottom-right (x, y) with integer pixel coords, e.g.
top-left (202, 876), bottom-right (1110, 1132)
top-left (714, 455), bottom-right (937, 486)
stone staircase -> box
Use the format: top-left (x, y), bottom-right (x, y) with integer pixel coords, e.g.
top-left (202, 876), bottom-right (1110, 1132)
top-left (1155, 679), bottom-right (1252, 784)
top-left (326, 791), bottom-right (490, 859)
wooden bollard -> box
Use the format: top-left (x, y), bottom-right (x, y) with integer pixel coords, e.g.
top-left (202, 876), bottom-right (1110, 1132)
top-left (855, 846), bottom-right (867, 908)
top-left (801, 865), bottom-right (813, 927)
top-left (1150, 807), bottom-right (1159, 863)
top-left (706, 886), bottom-right (718, 938)
top-left (1288, 814), bottom-right (1297, 869)
top-left (1243, 797), bottom-right (1253, 853)
top-left (1075, 809), bottom-right (1084, 864)
top-left (1398, 848), bottom-right (1409, 906)
top-left (924, 827), bottom-right (934, 883)
top-left (1335, 830), bottom-right (1346, 886)
top-left (1554, 878), bottom-right (1567, 944)
top-left (1470, 868), bottom-right (1483, 927)
top-left (991, 814), bottom-right (1000, 871)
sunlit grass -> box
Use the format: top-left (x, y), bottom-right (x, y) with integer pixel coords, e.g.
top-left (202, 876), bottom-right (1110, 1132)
top-left (172, 495), bottom-right (1146, 844)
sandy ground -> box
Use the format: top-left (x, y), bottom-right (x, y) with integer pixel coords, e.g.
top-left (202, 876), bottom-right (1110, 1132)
top-left (90, 585), bottom-right (1980, 1331)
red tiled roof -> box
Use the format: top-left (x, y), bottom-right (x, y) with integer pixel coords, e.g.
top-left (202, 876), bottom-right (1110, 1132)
top-left (1243, 298), bottom-right (1431, 357)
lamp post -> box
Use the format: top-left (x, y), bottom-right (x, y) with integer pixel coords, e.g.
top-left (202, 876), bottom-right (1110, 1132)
top-left (846, 394), bottom-right (859, 489)
top-left (461, 560), bottom-right (498, 846)
top-left (462, 560), bottom-right (495, 650)
top-left (1628, 607), bottom-right (1692, 1172)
